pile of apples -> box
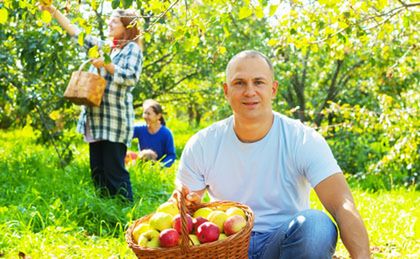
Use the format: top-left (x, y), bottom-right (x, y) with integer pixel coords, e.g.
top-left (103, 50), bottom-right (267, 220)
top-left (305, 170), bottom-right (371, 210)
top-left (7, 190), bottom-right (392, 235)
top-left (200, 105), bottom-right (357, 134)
top-left (132, 201), bottom-right (247, 248)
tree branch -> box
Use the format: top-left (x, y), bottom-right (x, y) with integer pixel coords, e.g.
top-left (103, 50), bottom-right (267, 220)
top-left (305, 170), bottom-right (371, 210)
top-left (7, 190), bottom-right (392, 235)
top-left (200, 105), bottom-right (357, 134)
top-left (315, 59), bottom-right (344, 126)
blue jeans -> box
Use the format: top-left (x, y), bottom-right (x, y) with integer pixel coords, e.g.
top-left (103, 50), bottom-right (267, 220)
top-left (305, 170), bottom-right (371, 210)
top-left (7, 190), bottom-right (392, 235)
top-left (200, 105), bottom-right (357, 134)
top-left (248, 209), bottom-right (338, 259)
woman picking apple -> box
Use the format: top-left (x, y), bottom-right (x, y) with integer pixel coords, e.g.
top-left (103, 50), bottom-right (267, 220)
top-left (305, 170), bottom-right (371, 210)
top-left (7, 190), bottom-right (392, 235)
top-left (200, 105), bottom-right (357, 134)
top-left (39, 2), bottom-right (143, 202)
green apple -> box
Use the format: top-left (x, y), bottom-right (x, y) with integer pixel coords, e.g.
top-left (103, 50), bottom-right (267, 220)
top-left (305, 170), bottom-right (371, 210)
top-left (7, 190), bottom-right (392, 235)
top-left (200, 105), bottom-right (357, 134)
top-left (189, 234), bottom-right (200, 245)
top-left (138, 229), bottom-right (160, 248)
top-left (156, 201), bottom-right (179, 216)
top-left (207, 210), bottom-right (228, 232)
top-left (193, 207), bottom-right (213, 219)
top-left (132, 222), bottom-right (151, 243)
top-left (149, 212), bottom-right (173, 231)
top-left (225, 207), bottom-right (246, 219)
top-left (218, 233), bottom-right (228, 240)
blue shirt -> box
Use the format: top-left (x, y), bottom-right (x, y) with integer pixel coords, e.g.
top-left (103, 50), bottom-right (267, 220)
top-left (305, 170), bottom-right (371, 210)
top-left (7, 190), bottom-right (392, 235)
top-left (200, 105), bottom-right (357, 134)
top-left (133, 125), bottom-right (176, 167)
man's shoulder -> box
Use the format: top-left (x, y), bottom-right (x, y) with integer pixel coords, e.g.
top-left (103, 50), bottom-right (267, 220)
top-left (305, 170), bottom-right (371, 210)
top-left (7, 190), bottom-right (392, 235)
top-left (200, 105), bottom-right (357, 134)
top-left (274, 112), bottom-right (311, 131)
top-left (186, 117), bottom-right (232, 146)
top-left (197, 116), bottom-right (232, 137)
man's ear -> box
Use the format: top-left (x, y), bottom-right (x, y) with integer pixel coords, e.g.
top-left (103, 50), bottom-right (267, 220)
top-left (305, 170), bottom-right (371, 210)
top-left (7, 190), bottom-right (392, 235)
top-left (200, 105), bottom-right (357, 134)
top-left (271, 80), bottom-right (279, 98)
top-left (223, 82), bottom-right (228, 97)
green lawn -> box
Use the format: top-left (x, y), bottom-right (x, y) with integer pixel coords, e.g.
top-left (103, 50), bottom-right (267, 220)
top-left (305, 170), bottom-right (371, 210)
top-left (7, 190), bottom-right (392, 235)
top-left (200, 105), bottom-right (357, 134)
top-left (0, 128), bottom-right (418, 258)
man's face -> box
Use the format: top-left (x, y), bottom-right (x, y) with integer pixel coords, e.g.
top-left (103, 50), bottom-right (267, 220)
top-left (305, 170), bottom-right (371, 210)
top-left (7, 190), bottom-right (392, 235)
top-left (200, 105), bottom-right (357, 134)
top-left (223, 56), bottom-right (278, 121)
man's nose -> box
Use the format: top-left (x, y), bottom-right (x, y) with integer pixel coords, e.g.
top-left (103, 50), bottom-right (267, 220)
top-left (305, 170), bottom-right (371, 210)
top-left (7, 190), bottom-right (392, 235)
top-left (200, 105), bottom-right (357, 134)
top-left (243, 83), bottom-right (257, 96)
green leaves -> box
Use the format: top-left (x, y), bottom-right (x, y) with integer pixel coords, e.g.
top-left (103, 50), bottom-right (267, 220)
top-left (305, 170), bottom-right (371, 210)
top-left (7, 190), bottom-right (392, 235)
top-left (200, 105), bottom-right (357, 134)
top-left (238, 6), bottom-right (252, 20)
top-left (88, 45), bottom-right (100, 59)
top-left (112, 0), bottom-right (120, 9)
top-left (0, 8), bottom-right (9, 24)
top-left (122, 0), bottom-right (133, 9)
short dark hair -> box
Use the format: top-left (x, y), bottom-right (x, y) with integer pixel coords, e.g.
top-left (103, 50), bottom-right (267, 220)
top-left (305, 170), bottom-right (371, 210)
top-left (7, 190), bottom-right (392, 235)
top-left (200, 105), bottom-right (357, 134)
top-left (226, 50), bottom-right (274, 80)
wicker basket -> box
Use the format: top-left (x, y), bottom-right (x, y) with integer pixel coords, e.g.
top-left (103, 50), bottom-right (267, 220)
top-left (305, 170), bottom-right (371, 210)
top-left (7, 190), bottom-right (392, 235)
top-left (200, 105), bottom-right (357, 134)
top-left (64, 60), bottom-right (106, 107)
top-left (126, 191), bottom-right (254, 258)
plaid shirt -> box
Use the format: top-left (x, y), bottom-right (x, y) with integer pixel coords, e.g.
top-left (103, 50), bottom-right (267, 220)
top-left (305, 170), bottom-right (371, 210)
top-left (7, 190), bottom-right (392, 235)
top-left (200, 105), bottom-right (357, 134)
top-left (73, 34), bottom-right (143, 146)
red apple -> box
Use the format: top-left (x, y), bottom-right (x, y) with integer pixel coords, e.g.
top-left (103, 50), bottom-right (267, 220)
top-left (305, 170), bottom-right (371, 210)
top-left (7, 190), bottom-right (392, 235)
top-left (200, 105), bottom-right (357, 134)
top-left (159, 228), bottom-right (180, 248)
top-left (223, 215), bottom-right (247, 236)
top-left (125, 151), bottom-right (139, 165)
top-left (193, 216), bottom-right (208, 233)
top-left (172, 214), bottom-right (193, 234)
top-left (196, 222), bottom-right (220, 243)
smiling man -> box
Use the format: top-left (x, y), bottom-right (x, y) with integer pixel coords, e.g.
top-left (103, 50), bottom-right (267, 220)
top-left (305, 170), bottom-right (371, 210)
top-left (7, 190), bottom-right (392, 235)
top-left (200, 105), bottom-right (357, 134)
top-left (176, 50), bottom-right (370, 258)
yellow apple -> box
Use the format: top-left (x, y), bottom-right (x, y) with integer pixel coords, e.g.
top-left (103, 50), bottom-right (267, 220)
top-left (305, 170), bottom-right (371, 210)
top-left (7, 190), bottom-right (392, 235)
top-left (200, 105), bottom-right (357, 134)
top-left (218, 233), bottom-right (228, 240)
top-left (156, 201), bottom-right (179, 216)
top-left (132, 223), bottom-right (151, 243)
top-left (207, 210), bottom-right (228, 232)
top-left (189, 234), bottom-right (200, 245)
top-left (223, 215), bottom-right (247, 236)
top-left (138, 229), bottom-right (160, 248)
top-left (193, 207), bottom-right (213, 219)
top-left (226, 207), bottom-right (246, 219)
top-left (149, 212), bottom-right (173, 231)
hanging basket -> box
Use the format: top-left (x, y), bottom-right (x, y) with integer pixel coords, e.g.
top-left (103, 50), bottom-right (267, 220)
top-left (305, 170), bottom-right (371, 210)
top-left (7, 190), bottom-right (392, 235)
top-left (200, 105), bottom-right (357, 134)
top-left (126, 191), bottom-right (254, 258)
top-left (64, 60), bottom-right (106, 107)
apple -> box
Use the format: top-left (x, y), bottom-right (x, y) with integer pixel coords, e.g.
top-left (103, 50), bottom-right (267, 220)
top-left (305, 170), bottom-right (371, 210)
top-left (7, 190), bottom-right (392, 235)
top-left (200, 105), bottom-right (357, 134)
top-left (193, 207), bottom-right (213, 219)
top-left (193, 216), bottom-right (208, 233)
top-left (149, 212), bottom-right (173, 231)
top-left (156, 201), bottom-right (179, 216)
top-left (218, 233), bottom-right (228, 240)
top-left (172, 214), bottom-right (193, 234)
top-left (189, 234), bottom-right (200, 245)
top-left (125, 151), bottom-right (138, 166)
top-left (223, 215), bottom-right (247, 236)
top-left (226, 207), bottom-right (246, 219)
top-left (196, 222), bottom-right (220, 243)
top-left (132, 222), bottom-right (151, 243)
top-left (159, 228), bottom-right (180, 248)
top-left (138, 229), bottom-right (160, 248)
top-left (208, 210), bottom-right (228, 232)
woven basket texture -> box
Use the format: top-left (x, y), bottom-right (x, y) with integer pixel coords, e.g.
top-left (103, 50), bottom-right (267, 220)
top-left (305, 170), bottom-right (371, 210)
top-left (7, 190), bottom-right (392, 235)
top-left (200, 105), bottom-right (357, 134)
top-left (64, 61), bottom-right (106, 107)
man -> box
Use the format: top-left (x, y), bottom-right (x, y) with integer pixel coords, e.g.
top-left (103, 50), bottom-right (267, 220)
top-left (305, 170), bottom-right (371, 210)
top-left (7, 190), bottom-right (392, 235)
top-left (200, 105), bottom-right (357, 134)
top-left (176, 50), bottom-right (370, 258)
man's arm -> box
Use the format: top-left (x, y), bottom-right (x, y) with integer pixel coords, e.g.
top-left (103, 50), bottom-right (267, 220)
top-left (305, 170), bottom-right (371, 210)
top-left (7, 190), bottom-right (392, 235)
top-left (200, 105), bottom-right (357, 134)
top-left (314, 173), bottom-right (370, 259)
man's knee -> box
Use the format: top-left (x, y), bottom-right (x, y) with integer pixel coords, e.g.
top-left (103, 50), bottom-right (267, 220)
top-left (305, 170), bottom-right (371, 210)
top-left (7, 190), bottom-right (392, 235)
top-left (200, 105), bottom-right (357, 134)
top-left (284, 209), bottom-right (337, 256)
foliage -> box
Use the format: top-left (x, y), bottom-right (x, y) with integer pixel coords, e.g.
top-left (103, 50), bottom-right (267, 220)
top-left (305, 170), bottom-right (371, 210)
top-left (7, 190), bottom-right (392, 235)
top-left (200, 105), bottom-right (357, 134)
top-left (0, 128), bottom-right (419, 258)
top-left (0, 1), bottom-right (418, 185)
top-left (319, 90), bottom-right (419, 190)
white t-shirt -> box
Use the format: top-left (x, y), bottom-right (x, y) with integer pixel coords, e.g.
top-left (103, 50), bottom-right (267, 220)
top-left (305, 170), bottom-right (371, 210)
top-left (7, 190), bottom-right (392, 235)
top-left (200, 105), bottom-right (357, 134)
top-left (176, 112), bottom-right (341, 232)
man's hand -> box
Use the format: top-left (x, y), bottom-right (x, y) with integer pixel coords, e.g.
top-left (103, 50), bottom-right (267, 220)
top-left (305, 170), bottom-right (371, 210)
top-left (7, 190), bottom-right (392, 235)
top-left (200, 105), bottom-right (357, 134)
top-left (170, 185), bottom-right (205, 207)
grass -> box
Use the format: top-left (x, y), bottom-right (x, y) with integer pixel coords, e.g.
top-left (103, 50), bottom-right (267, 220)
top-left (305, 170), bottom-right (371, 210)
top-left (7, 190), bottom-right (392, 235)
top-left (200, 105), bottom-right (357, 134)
top-left (0, 126), bottom-right (418, 258)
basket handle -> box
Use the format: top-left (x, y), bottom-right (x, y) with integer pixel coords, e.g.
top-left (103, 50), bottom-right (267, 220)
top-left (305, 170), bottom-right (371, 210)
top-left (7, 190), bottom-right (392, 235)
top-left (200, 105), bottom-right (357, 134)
top-left (78, 59), bottom-right (101, 75)
top-left (175, 189), bottom-right (193, 254)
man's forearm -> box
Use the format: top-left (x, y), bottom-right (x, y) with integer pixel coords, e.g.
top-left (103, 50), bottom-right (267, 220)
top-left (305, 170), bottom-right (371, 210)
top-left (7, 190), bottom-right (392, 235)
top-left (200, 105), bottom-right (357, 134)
top-left (336, 206), bottom-right (370, 258)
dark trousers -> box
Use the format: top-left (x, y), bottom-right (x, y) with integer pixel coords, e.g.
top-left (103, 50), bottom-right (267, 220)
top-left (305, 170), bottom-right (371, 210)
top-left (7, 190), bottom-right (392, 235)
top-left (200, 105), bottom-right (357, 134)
top-left (89, 140), bottom-right (133, 202)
